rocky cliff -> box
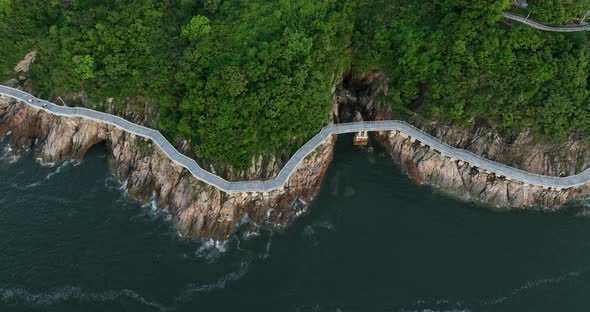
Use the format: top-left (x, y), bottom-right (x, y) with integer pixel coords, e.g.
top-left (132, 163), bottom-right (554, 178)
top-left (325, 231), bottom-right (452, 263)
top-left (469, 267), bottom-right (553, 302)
top-left (379, 131), bottom-right (590, 207)
top-left (0, 94), bottom-right (335, 241)
top-left (4, 61), bottom-right (590, 244)
top-left (338, 72), bottom-right (590, 208)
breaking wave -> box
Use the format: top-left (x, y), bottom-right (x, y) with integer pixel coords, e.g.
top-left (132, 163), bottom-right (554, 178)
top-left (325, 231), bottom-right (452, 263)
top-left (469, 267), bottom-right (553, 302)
top-left (45, 160), bottom-right (75, 180)
top-left (194, 239), bottom-right (228, 262)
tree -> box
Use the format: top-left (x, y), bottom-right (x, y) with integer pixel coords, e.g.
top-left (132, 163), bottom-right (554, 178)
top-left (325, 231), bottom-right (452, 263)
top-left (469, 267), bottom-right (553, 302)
top-left (0, 0), bottom-right (10, 18)
top-left (72, 55), bottom-right (96, 80)
top-left (181, 16), bottom-right (211, 44)
top-left (528, 0), bottom-right (590, 24)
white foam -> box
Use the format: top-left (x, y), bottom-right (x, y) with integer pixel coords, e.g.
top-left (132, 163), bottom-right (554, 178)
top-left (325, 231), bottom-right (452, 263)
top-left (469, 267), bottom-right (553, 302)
top-left (316, 220), bottom-right (335, 231)
top-left (194, 238), bottom-right (228, 259)
top-left (45, 160), bottom-right (74, 180)
top-left (400, 298), bottom-right (471, 312)
top-left (1, 144), bottom-right (19, 163)
top-left (265, 207), bottom-right (274, 220)
top-left (118, 179), bottom-right (129, 192)
top-left (0, 286), bottom-right (166, 311)
top-left (261, 232), bottom-right (273, 259)
top-left (36, 157), bottom-right (56, 167)
top-left (238, 213), bottom-right (250, 226)
top-left (480, 267), bottom-right (587, 306)
top-left (177, 260), bottom-right (250, 300)
top-left (294, 198), bottom-right (309, 217)
top-left (149, 191), bottom-right (158, 210)
top-left (7, 154), bottom-right (20, 164)
top-left (24, 181), bottom-right (41, 189)
top-left (575, 209), bottom-right (590, 218)
top-left (243, 230), bottom-right (260, 240)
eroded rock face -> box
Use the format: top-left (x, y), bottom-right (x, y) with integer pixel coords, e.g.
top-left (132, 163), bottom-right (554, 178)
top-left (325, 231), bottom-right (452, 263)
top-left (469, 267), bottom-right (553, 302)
top-left (0, 95), bottom-right (335, 241)
top-left (379, 131), bottom-right (590, 208)
top-left (337, 72), bottom-right (590, 208)
top-left (412, 120), bottom-right (590, 178)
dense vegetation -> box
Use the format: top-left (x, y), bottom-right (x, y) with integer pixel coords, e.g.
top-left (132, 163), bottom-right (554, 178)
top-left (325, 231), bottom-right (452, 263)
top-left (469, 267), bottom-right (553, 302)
top-left (1, 0), bottom-right (590, 167)
top-left (354, 0), bottom-right (590, 138)
top-left (527, 0), bottom-right (590, 24)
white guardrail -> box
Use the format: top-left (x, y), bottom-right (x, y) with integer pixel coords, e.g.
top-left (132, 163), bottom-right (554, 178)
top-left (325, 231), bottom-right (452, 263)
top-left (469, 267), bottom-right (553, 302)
top-left (1, 12), bottom-right (589, 193)
top-left (2, 84), bottom-right (590, 193)
top-left (503, 12), bottom-right (590, 32)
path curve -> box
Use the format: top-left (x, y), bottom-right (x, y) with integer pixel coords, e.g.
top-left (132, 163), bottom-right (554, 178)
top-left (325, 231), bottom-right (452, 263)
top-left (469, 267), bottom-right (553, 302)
top-left (2, 85), bottom-right (590, 193)
top-left (503, 12), bottom-right (590, 32)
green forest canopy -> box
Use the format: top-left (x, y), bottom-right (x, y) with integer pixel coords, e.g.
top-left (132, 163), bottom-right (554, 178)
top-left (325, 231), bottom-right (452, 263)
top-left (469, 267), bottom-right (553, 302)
top-left (526, 0), bottom-right (590, 24)
top-left (1, 0), bottom-right (589, 168)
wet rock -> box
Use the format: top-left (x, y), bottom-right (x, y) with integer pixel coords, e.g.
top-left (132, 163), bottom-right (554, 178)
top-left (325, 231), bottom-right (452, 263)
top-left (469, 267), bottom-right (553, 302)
top-left (0, 95), bottom-right (335, 241)
top-left (379, 131), bottom-right (590, 208)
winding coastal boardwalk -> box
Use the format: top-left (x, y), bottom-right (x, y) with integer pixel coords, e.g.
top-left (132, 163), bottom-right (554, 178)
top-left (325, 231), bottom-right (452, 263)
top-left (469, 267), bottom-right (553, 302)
top-left (2, 84), bottom-right (590, 193)
top-left (503, 12), bottom-right (590, 32)
top-left (1, 14), bottom-right (590, 193)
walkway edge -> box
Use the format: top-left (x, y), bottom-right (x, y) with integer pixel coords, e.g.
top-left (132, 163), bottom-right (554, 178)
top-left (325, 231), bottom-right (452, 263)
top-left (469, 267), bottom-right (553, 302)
top-left (503, 12), bottom-right (590, 32)
top-left (2, 85), bottom-right (590, 193)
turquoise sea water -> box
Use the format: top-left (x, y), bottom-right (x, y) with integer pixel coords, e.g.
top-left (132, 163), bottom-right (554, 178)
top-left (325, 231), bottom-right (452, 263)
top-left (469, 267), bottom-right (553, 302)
top-left (2, 138), bottom-right (590, 311)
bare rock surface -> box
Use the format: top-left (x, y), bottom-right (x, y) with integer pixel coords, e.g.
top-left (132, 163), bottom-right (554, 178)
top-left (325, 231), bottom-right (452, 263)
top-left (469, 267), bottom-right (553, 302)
top-left (379, 131), bottom-right (590, 208)
top-left (0, 95), bottom-right (335, 241)
top-left (338, 72), bottom-right (590, 208)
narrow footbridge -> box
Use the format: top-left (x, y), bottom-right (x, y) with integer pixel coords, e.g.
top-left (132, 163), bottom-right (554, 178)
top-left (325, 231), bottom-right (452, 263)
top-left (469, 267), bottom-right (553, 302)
top-left (503, 12), bottom-right (590, 32)
top-left (2, 85), bottom-right (590, 193)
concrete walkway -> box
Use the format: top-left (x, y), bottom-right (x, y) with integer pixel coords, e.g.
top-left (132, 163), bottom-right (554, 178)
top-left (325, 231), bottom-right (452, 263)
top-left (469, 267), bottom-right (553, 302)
top-left (503, 12), bottom-right (590, 32)
top-left (2, 84), bottom-right (589, 193)
top-left (1, 13), bottom-right (589, 193)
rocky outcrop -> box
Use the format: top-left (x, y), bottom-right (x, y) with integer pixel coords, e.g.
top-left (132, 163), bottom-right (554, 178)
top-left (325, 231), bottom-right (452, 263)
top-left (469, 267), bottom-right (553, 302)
top-left (338, 72), bottom-right (590, 208)
top-left (379, 130), bottom-right (590, 208)
top-left (411, 120), bottom-right (590, 178)
top-left (0, 95), bottom-right (335, 241)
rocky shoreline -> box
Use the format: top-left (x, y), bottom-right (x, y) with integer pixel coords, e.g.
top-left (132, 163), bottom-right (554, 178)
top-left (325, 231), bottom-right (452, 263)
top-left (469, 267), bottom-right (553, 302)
top-left (337, 72), bottom-right (590, 208)
top-left (2, 65), bottom-right (590, 240)
top-left (0, 95), bottom-right (335, 241)
top-left (377, 131), bottom-right (590, 207)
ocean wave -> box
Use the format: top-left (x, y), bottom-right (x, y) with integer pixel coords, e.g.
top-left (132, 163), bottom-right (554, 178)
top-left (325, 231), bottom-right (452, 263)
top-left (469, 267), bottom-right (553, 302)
top-left (0, 143), bottom-right (21, 163)
top-left (194, 239), bottom-right (228, 259)
top-left (35, 157), bottom-right (56, 167)
top-left (140, 191), bottom-right (166, 217)
top-left (118, 179), bottom-right (129, 192)
top-left (104, 176), bottom-right (129, 196)
top-left (398, 298), bottom-right (471, 312)
top-left (480, 267), bottom-right (587, 306)
top-left (24, 181), bottom-right (41, 189)
top-left (0, 286), bottom-right (166, 311)
top-left (176, 260), bottom-right (250, 301)
top-left (294, 198), bottom-right (309, 217)
top-left (6, 153), bottom-right (20, 164)
top-left (45, 160), bottom-right (75, 180)
top-left (261, 231), bottom-right (273, 259)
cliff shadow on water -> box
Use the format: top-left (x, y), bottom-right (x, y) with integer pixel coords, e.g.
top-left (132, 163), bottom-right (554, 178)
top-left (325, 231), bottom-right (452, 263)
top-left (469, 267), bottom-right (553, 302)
top-left (335, 71), bottom-right (590, 208)
top-left (3, 65), bottom-right (590, 244)
top-left (4, 130), bottom-right (590, 311)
